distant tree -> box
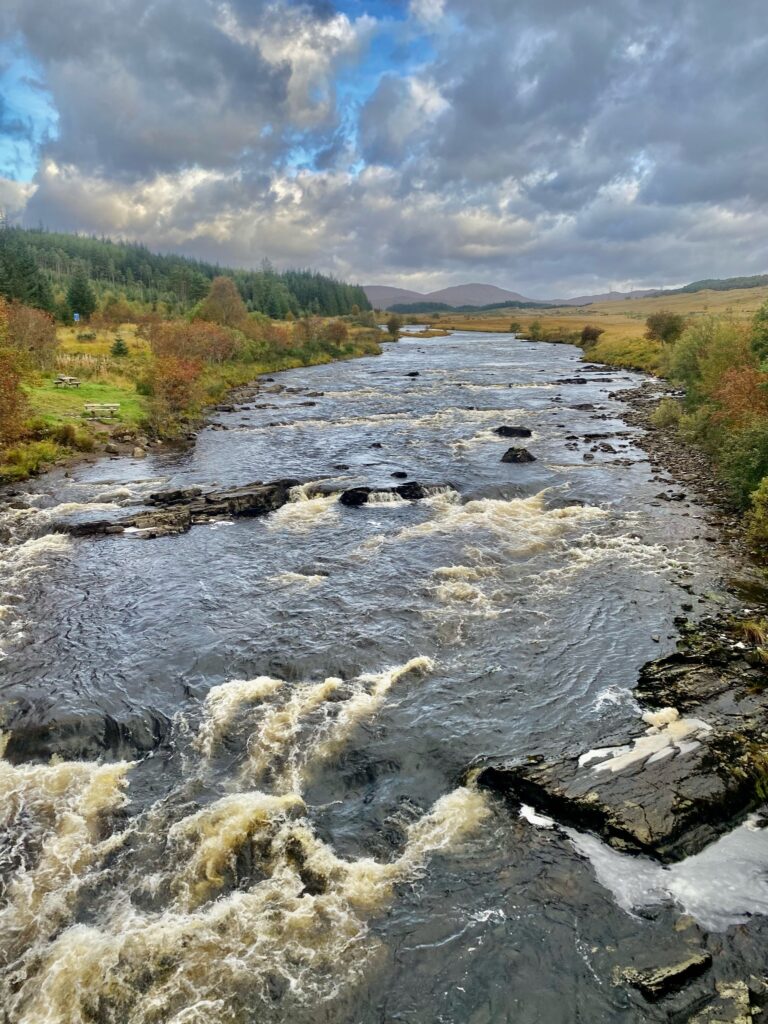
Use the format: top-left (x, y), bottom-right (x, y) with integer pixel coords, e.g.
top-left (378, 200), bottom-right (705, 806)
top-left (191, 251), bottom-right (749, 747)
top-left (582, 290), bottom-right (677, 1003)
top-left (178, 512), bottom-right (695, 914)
top-left (0, 231), bottom-right (54, 312)
top-left (101, 294), bottom-right (136, 325)
top-left (66, 263), bottom-right (97, 321)
top-left (196, 276), bottom-right (248, 327)
top-left (528, 319), bottom-right (543, 340)
top-left (386, 314), bottom-right (402, 338)
top-left (111, 336), bottom-right (129, 357)
top-left (7, 302), bottom-right (58, 369)
top-left (645, 311), bottom-right (686, 345)
top-left (509, 320), bottom-right (521, 333)
top-left (580, 324), bottom-right (605, 346)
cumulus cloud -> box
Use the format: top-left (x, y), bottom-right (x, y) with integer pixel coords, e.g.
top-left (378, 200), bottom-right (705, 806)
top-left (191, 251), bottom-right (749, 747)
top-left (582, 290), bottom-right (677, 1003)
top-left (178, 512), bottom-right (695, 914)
top-left (3, 0), bottom-right (768, 294)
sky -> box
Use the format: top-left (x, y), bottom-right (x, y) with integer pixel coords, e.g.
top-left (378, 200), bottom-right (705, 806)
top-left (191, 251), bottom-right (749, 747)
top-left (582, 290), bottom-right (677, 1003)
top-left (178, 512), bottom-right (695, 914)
top-left (1, 0), bottom-right (767, 298)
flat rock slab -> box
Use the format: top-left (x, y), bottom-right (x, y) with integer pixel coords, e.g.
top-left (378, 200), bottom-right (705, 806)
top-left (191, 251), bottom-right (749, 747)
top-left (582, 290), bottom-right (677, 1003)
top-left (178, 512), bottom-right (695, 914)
top-left (475, 618), bottom-right (768, 861)
top-left (58, 479), bottom-right (301, 538)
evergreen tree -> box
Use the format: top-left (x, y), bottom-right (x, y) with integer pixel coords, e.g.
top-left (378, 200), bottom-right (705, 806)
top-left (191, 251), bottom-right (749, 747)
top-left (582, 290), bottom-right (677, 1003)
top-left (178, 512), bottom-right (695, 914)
top-left (66, 263), bottom-right (97, 321)
top-left (0, 230), bottom-right (55, 311)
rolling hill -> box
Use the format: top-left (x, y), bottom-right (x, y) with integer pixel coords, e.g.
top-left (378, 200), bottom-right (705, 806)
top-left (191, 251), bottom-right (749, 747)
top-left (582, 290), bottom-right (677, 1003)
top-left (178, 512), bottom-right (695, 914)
top-left (364, 282), bottom-right (536, 309)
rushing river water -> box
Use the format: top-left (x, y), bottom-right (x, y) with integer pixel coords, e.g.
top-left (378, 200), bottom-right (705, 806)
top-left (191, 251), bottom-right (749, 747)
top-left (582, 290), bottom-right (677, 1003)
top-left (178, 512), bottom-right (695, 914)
top-left (1, 331), bottom-right (766, 1023)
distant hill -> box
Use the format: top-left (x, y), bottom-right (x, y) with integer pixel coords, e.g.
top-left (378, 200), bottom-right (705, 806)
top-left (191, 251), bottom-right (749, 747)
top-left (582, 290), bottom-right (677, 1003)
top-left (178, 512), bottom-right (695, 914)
top-left (366, 276), bottom-right (768, 311)
top-left (365, 282), bottom-right (536, 309)
top-left (666, 274), bottom-right (768, 295)
top-left (555, 289), bottom-right (660, 306)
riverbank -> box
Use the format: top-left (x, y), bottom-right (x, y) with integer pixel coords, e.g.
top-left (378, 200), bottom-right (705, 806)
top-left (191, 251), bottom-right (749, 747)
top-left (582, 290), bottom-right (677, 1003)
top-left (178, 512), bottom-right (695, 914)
top-left (0, 324), bottom-right (383, 485)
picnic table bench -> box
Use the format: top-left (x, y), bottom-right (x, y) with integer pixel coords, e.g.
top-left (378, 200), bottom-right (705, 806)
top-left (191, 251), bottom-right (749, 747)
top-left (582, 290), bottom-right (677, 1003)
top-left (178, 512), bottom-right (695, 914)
top-left (54, 375), bottom-right (81, 387)
top-left (83, 403), bottom-right (121, 418)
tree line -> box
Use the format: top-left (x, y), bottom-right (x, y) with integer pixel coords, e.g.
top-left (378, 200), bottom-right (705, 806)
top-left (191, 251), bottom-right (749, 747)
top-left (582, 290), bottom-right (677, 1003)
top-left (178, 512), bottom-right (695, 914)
top-left (0, 226), bottom-right (370, 320)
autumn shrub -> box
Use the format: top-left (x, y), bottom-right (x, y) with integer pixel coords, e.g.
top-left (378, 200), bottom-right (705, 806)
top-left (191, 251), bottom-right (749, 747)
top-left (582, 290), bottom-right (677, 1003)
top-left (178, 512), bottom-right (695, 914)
top-left (0, 306), bottom-right (28, 445)
top-left (650, 398), bottom-right (682, 429)
top-left (716, 421), bottom-right (768, 506)
top-left (151, 356), bottom-right (202, 414)
top-left (580, 324), bottom-right (604, 346)
top-left (711, 365), bottom-right (768, 430)
top-left (746, 477), bottom-right (768, 555)
top-left (7, 302), bottom-right (58, 369)
top-left (145, 321), bottom-right (242, 364)
top-left (669, 317), bottom-right (752, 406)
top-left (322, 320), bottom-right (348, 343)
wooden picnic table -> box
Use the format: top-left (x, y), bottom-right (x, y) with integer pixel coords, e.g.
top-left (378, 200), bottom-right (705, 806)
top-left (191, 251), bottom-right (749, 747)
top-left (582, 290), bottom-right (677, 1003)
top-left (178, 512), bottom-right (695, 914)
top-left (54, 375), bottom-right (81, 388)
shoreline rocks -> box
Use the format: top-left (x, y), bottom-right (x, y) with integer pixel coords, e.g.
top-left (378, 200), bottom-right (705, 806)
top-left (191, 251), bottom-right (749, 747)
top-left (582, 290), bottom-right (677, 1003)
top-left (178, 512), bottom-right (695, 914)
top-left (473, 617), bottom-right (768, 862)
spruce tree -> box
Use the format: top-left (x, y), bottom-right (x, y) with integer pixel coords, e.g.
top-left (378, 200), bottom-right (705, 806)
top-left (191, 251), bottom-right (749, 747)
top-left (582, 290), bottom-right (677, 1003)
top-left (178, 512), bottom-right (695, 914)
top-left (66, 263), bottom-right (97, 321)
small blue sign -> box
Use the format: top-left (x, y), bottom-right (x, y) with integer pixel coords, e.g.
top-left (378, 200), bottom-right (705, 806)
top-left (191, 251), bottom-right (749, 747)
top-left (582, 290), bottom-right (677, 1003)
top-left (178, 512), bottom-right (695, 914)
top-left (73, 313), bottom-right (80, 323)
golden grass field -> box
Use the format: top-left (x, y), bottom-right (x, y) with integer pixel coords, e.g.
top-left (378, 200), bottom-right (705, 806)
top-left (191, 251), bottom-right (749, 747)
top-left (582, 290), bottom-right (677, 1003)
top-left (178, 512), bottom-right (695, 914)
top-left (426, 284), bottom-right (768, 342)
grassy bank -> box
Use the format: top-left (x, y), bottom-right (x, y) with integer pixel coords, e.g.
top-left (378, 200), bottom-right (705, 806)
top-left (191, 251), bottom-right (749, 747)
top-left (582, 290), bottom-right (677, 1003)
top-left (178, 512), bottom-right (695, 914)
top-left (1, 309), bottom-right (382, 483)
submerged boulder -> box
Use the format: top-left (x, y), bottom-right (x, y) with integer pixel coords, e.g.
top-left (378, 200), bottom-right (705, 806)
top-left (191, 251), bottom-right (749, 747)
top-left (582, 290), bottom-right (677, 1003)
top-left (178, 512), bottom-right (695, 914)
top-left (501, 447), bottom-right (537, 464)
top-left (494, 425), bottom-right (533, 439)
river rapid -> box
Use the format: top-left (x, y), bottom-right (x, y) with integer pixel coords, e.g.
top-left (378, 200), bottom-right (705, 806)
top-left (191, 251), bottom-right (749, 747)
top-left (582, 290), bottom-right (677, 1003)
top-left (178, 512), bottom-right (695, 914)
top-left (0, 330), bottom-right (766, 1023)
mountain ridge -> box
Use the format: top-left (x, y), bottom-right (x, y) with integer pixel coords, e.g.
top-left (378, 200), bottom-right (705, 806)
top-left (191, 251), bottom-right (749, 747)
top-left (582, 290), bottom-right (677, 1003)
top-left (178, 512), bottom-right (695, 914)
top-left (365, 276), bottom-right (768, 311)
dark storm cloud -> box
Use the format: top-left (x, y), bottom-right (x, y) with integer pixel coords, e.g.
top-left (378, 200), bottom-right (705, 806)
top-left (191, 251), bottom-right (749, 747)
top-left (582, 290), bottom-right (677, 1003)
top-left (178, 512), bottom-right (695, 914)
top-left (2, 0), bottom-right (768, 292)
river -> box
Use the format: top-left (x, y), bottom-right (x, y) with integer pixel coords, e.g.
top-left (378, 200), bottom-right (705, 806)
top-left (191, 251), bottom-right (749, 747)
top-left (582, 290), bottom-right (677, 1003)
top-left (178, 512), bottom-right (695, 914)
top-left (0, 330), bottom-right (765, 1023)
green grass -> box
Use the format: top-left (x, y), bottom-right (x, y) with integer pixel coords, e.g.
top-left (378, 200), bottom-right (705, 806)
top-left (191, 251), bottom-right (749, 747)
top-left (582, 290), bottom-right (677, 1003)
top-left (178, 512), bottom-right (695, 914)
top-left (0, 440), bottom-right (66, 481)
top-left (26, 379), bottom-right (149, 428)
top-left (584, 336), bottom-right (666, 374)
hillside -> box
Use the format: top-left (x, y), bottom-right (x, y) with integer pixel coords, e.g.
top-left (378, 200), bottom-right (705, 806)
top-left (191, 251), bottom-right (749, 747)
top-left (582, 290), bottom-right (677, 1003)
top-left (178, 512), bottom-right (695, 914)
top-left (0, 227), bottom-right (370, 319)
top-left (365, 282), bottom-right (535, 309)
top-left (366, 275), bottom-right (768, 311)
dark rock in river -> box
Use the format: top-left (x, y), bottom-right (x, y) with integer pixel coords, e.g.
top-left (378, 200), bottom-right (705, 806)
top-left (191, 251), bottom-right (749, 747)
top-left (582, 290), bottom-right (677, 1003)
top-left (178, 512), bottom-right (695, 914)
top-left (494, 425), bottom-right (533, 439)
top-left (501, 447), bottom-right (536, 463)
top-left (391, 471), bottom-right (409, 479)
top-left (2, 701), bottom-right (172, 763)
top-left (473, 616), bottom-right (768, 862)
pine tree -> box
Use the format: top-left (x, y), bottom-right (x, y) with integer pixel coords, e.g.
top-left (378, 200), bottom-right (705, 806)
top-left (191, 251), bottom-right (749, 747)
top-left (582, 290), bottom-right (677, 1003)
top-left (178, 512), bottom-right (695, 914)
top-left (66, 263), bottom-right (97, 321)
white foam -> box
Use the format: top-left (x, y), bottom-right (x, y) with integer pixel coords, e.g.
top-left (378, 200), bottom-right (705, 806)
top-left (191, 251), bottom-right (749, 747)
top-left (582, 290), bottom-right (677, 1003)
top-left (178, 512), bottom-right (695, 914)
top-left (566, 816), bottom-right (768, 932)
